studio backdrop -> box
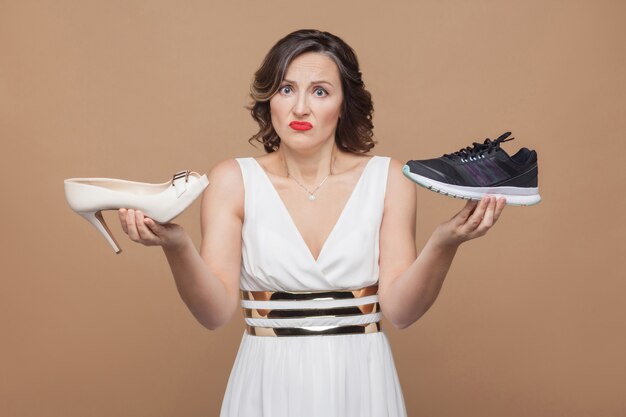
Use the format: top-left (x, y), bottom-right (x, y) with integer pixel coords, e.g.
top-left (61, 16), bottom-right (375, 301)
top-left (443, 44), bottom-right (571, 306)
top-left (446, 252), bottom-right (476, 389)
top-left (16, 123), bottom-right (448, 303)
top-left (1, 0), bottom-right (624, 416)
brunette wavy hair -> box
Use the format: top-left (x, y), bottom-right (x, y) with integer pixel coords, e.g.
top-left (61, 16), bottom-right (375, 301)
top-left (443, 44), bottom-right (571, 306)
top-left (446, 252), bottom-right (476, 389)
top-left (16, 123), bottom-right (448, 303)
top-left (246, 29), bottom-right (377, 154)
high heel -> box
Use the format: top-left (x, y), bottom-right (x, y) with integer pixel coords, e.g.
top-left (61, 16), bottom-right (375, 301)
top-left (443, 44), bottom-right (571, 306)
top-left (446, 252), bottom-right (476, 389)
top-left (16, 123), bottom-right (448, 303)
top-left (64, 170), bottom-right (209, 253)
top-left (78, 210), bottom-right (123, 254)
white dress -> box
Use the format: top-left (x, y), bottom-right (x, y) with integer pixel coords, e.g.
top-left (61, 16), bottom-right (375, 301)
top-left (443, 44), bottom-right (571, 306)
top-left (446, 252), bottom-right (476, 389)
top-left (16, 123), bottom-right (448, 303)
top-left (220, 155), bottom-right (407, 417)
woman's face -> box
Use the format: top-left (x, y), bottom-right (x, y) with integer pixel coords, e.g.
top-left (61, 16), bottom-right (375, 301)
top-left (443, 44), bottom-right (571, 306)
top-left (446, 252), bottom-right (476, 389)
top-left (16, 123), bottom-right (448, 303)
top-left (269, 52), bottom-right (344, 151)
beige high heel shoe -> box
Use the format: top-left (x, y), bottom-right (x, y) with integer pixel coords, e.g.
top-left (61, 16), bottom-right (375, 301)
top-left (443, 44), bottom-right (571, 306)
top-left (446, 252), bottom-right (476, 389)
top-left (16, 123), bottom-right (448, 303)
top-left (64, 170), bottom-right (209, 254)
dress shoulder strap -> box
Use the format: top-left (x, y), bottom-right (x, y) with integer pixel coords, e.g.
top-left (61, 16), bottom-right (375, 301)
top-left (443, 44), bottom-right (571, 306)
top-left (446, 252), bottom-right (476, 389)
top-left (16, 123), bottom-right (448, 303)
top-left (363, 156), bottom-right (391, 212)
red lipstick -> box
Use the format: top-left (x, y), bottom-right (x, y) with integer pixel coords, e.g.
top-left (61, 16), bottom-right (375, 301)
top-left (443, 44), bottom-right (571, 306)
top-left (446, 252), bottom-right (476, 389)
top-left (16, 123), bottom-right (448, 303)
top-left (289, 121), bottom-right (313, 131)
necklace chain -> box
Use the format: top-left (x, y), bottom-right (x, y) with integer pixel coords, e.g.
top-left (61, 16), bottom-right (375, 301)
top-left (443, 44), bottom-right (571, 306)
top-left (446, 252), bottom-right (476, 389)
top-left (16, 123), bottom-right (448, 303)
top-left (283, 153), bottom-right (336, 201)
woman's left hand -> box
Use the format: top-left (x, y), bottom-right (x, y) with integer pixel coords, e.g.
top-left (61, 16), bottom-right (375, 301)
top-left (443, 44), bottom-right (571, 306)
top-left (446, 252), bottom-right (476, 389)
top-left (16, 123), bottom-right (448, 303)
top-left (433, 195), bottom-right (507, 249)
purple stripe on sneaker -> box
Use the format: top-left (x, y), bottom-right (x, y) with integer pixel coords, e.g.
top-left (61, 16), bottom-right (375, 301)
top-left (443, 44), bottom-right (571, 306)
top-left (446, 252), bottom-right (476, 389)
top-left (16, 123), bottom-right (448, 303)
top-left (484, 159), bottom-right (509, 182)
top-left (461, 163), bottom-right (490, 186)
top-left (477, 161), bottom-right (497, 183)
top-left (476, 162), bottom-right (496, 183)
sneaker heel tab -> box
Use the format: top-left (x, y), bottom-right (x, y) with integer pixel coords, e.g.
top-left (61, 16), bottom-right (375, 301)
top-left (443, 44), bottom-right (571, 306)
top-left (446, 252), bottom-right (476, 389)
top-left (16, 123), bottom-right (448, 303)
top-left (511, 148), bottom-right (537, 165)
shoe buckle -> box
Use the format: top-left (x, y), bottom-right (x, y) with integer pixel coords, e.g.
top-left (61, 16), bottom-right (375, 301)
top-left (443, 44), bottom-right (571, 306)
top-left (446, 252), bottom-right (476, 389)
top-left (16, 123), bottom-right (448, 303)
top-left (171, 170), bottom-right (190, 187)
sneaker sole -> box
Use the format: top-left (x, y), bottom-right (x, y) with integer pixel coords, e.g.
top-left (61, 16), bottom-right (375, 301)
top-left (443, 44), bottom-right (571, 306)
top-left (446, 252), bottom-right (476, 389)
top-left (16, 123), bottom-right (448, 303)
top-left (402, 165), bottom-right (541, 206)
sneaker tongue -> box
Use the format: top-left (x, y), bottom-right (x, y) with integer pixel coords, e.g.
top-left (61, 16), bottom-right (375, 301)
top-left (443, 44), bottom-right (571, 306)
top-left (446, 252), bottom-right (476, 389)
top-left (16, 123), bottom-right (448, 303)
top-left (481, 132), bottom-right (515, 157)
top-left (443, 132), bottom-right (514, 160)
top-left (445, 139), bottom-right (492, 159)
top-left (493, 146), bottom-right (511, 159)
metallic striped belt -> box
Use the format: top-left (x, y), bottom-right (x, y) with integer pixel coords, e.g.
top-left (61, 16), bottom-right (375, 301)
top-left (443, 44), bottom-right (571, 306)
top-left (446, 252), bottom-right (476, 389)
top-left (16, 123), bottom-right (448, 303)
top-left (239, 283), bottom-right (382, 337)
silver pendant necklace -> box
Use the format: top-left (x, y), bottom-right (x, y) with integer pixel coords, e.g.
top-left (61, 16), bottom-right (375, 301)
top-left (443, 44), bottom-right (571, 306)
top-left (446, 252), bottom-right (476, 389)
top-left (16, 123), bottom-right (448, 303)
top-left (283, 153), bottom-right (336, 201)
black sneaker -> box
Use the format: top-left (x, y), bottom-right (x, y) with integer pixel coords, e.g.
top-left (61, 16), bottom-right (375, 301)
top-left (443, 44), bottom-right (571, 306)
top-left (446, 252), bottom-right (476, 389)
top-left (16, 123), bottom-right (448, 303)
top-left (402, 132), bottom-right (541, 206)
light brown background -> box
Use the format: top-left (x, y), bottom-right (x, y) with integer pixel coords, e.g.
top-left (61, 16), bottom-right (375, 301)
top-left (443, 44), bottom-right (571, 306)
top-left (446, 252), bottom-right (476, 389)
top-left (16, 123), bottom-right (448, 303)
top-left (1, 0), bottom-right (624, 416)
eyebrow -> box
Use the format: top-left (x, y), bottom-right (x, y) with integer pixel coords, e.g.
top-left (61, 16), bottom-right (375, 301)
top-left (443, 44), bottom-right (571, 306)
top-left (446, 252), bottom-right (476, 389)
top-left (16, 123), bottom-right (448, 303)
top-left (283, 78), bottom-right (335, 87)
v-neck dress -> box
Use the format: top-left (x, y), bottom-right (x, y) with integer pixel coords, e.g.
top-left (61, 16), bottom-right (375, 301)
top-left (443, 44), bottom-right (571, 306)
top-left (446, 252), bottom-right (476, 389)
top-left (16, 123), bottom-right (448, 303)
top-left (220, 155), bottom-right (407, 417)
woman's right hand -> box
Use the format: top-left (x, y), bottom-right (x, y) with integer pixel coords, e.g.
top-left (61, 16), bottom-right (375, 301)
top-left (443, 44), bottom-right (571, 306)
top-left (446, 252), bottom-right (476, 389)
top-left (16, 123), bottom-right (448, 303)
top-left (118, 208), bottom-right (188, 250)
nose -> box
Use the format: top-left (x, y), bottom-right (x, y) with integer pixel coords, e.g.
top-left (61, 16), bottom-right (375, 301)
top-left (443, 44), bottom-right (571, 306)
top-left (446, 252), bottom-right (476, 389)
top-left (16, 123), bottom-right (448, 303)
top-left (292, 90), bottom-right (310, 117)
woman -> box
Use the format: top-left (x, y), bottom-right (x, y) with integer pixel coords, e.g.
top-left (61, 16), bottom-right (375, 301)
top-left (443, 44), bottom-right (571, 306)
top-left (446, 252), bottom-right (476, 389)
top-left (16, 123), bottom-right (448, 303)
top-left (118, 29), bottom-right (506, 417)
